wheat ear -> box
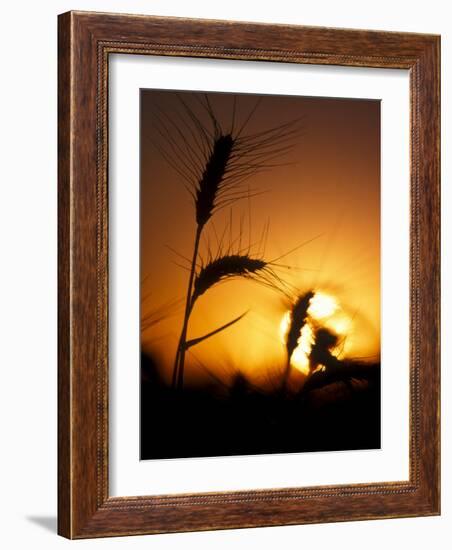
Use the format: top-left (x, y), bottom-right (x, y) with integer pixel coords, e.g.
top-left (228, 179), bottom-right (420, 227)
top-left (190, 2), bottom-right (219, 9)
top-left (282, 290), bottom-right (315, 389)
top-left (173, 133), bottom-right (234, 389)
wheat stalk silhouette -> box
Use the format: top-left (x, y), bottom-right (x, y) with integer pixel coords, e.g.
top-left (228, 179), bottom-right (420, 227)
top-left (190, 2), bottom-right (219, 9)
top-left (149, 93), bottom-right (302, 389)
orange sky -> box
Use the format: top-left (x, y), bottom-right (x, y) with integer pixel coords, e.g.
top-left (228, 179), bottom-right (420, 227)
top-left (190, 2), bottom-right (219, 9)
top-left (140, 90), bottom-right (380, 388)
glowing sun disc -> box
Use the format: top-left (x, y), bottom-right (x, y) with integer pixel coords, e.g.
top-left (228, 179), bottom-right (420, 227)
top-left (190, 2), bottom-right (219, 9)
top-left (308, 292), bottom-right (338, 320)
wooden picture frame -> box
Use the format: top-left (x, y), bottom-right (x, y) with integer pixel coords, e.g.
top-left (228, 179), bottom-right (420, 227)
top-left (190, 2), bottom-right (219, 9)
top-left (58, 10), bottom-right (440, 538)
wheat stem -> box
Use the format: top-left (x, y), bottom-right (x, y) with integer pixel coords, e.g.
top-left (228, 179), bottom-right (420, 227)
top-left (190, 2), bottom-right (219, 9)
top-left (172, 225), bottom-right (202, 390)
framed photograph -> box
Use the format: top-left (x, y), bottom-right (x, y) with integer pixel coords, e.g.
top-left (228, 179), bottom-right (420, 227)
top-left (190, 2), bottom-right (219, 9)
top-left (58, 11), bottom-right (440, 538)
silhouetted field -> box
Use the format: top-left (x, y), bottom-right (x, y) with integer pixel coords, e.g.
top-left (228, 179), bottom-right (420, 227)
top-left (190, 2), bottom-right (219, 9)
top-left (140, 352), bottom-right (381, 460)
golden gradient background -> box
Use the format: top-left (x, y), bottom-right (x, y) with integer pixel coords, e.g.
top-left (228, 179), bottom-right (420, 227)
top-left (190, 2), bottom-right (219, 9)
top-left (140, 90), bottom-right (380, 388)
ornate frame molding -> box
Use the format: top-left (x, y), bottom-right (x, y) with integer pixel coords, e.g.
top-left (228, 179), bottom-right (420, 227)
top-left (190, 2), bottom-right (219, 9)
top-left (58, 11), bottom-right (440, 538)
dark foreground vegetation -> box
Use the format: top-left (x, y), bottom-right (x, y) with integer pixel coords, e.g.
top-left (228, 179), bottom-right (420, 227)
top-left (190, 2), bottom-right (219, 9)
top-left (140, 352), bottom-right (381, 460)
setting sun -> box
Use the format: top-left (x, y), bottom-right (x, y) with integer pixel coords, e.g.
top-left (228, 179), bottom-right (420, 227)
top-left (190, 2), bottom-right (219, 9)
top-left (291, 323), bottom-right (315, 374)
top-left (308, 292), bottom-right (338, 320)
top-left (279, 311), bottom-right (314, 375)
top-left (279, 291), bottom-right (358, 374)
